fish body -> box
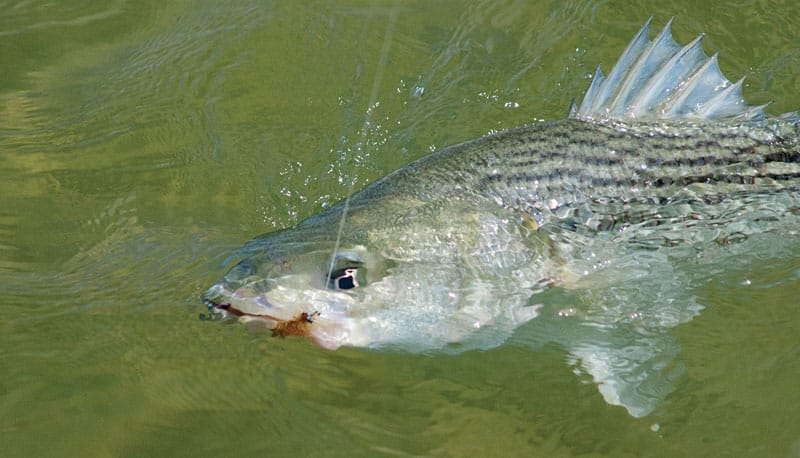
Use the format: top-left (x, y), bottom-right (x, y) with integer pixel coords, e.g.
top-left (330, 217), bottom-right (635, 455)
top-left (202, 19), bottom-right (800, 416)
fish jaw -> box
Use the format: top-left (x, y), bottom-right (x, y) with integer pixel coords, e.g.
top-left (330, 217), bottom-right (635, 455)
top-left (229, 311), bottom-right (366, 350)
top-left (201, 283), bottom-right (373, 350)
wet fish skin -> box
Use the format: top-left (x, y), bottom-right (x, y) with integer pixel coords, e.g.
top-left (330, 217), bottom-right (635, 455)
top-left (337, 118), bottom-right (800, 222)
top-left (206, 115), bottom-right (800, 343)
top-left (201, 19), bottom-right (800, 417)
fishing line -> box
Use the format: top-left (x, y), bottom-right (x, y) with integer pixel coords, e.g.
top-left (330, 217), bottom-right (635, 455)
top-left (327, 8), bottom-right (398, 286)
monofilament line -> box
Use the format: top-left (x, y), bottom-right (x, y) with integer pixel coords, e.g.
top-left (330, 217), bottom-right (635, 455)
top-left (327, 9), bottom-right (398, 286)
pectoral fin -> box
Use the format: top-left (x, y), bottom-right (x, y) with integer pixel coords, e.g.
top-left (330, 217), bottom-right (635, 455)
top-left (568, 328), bottom-right (684, 417)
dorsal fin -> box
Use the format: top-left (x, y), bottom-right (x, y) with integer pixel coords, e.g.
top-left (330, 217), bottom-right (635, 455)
top-left (572, 19), bottom-right (771, 121)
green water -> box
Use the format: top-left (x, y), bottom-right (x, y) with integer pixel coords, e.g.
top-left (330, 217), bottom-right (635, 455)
top-left (2, 1), bottom-right (799, 456)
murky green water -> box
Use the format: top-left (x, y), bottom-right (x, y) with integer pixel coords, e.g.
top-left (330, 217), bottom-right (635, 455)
top-left (2, 1), bottom-right (799, 456)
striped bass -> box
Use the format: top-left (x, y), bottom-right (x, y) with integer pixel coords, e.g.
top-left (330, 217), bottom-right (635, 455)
top-left (202, 19), bottom-right (799, 416)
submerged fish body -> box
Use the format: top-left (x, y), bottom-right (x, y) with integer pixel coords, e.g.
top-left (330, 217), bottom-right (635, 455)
top-left (202, 19), bottom-right (800, 416)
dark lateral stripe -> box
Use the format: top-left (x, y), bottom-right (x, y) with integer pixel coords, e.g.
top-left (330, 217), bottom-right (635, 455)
top-left (480, 171), bottom-right (637, 189)
top-left (503, 151), bottom-right (750, 171)
top-left (567, 186), bottom-right (800, 231)
top-left (763, 150), bottom-right (800, 162)
top-left (588, 185), bottom-right (800, 207)
top-left (481, 168), bottom-right (800, 192)
top-left (767, 172), bottom-right (800, 181)
top-left (650, 174), bottom-right (756, 186)
top-left (493, 146), bottom-right (799, 181)
top-left (498, 145), bottom-right (797, 172)
top-left (646, 170), bottom-right (800, 186)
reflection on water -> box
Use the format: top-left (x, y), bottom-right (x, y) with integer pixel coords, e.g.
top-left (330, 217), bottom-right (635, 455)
top-left (1, 0), bottom-right (799, 456)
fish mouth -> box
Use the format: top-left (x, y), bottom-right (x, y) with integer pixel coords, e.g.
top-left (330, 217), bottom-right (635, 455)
top-left (201, 283), bottom-right (278, 323)
top-left (201, 283), bottom-right (270, 317)
top-left (200, 284), bottom-right (351, 350)
top-left (202, 296), bottom-right (277, 323)
top-left (201, 289), bottom-right (320, 340)
top-left (204, 299), bottom-right (252, 318)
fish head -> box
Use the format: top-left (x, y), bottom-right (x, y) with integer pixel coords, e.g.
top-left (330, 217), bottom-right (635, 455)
top-left (202, 201), bottom-right (552, 351)
top-left (201, 220), bottom-right (400, 349)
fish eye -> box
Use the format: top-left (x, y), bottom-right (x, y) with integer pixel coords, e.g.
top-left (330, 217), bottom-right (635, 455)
top-left (326, 251), bottom-right (365, 291)
top-left (329, 267), bottom-right (359, 290)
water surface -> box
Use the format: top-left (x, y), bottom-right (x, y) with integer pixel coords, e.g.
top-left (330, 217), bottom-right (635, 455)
top-left (2, 1), bottom-right (799, 456)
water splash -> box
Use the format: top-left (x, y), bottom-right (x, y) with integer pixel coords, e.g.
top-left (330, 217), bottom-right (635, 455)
top-left (327, 8), bottom-right (399, 290)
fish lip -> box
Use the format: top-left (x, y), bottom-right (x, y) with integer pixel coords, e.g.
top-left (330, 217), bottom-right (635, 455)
top-left (201, 293), bottom-right (346, 349)
top-left (203, 298), bottom-right (261, 319)
top-left (201, 296), bottom-right (285, 326)
top-left (201, 283), bottom-right (274, 317)
top-left (204, 299), bottom-right (233, 313)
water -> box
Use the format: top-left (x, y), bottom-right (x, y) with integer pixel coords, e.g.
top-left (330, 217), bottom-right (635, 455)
top-left (2, 1), bottom-right (799, 456)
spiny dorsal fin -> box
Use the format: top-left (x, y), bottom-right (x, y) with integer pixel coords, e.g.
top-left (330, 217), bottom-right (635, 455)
top-left (572, 18), bottom-right (771, 122)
